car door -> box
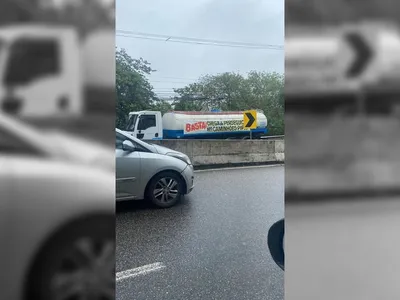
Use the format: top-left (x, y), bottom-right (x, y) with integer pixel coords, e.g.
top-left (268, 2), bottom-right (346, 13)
top-left (0, 126), bottom-right (48, 299)
top-left (115, 132), bottom-right (142, 200)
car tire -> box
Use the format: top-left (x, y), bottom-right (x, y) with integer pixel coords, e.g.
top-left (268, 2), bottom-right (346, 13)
top-left (146, 171), bottom-right (184, 208)
top-left (25, 215), bottom-right (115, 300)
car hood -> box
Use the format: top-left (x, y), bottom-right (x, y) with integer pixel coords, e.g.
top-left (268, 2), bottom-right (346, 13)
top-left (47, 131), bottom-right (114, 171)
top-left (149, 143), bottom-right (182, 156)
top-left (117, 130), bottom-right (185, 157)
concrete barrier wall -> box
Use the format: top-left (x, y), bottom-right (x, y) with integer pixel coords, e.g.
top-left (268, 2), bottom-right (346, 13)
top-left (151, 139), bottom-right (284, 167)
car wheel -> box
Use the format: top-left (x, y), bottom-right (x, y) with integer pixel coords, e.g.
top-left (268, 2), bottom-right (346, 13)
top-left (147, 171), bottom-right (183, 208)
top-left (25, 215), bottom-right (115, 300)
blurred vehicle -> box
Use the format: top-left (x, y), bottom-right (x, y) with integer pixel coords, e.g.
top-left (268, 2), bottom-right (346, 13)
top-left (1, 112), bottom-right (115, 300)
top-left (0, 111), bottom-right (114, 170)
top-left (267, 218), bottom-right (284, 270)
top-left (285, 22), bottom-right (400, 98)
top-left (116, 128), bottom-right (194, 208)
top-left (0, 25), bottom-right (114, 118)
top-left (125, 110), bottom-right (268, 140)
top-left (0, 25), bottom-right (82, 117)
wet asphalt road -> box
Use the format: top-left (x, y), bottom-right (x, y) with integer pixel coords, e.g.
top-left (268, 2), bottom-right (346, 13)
top-left (116, 165), bottom-right (284, 300)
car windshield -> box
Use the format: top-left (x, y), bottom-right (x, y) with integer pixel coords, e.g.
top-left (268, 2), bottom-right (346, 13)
top-left (125, 114), bottom-right (138, 131)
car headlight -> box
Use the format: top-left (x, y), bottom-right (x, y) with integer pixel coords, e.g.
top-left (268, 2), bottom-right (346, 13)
top-left (166, 152), bottom-right (192, 165)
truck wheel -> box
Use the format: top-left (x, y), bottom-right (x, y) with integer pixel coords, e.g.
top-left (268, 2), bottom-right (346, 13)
top-left (147, 172), bottom-right (183, 208)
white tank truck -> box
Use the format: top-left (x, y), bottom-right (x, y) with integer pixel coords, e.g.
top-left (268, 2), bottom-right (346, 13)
top-left (124, 110), bottom-right (268, 140)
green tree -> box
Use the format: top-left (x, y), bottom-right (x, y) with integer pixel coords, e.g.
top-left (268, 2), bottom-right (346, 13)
top-left (116, 48), bottom-right (157, 128)
top-left (0, 0), bottom-right (49, 25)
top-left (245, 71), bottom-right (284, 135)
top-left (54, 0), bottom-right (114, 37)
top-left (34, 0), bottom-right (114, 38)
top-left (152, 99), bottom-right (173, 115)
top-left (173, 72), bottom-right (284, 135)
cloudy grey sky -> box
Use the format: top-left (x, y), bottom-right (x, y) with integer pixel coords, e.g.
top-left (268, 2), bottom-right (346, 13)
top-left (116, 0), bottom-right (284, 97)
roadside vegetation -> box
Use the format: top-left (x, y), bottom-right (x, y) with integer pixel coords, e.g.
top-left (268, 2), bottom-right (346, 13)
top-left (116, 48), bottom-right (284, 135)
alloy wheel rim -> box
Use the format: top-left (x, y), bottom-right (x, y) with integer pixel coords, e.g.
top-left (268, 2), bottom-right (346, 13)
top-left (153, 177), bottom-right (179, 203)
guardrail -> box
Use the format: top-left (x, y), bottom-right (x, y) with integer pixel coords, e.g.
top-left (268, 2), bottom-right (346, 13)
top-left (152, 139), bottom-right (285, 168)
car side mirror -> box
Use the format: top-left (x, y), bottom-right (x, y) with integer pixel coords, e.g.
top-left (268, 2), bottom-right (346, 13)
top-left (122, 140), bottom-right (136, 152)
top-left (268, 219), bottom-right (284, 270)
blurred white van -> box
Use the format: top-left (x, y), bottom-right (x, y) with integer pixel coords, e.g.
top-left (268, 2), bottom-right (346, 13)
top-left (0, 24), bottom-right (114, 118)
top-left (0, 25), bottom-right (82, 117)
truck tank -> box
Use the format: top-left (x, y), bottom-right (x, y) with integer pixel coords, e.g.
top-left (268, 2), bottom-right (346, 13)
top-left (162, 111), bottom-right (268, 139)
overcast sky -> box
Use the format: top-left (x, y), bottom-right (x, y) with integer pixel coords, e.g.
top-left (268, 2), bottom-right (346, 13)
top-left (116, 0), bottom-right (284, 97)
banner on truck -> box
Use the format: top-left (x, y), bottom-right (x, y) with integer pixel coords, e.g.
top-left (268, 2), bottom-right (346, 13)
top-left (184, 119), bottom-right (247, 134)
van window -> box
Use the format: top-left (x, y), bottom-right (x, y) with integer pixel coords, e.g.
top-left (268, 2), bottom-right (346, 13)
top-left (4, 38), bottom-right (60, 86)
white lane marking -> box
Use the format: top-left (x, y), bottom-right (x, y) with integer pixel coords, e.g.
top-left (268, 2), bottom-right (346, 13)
top-left (116, 262), bottom-right (166, 282)
top-left (194, 164), bottom-right (283, 173)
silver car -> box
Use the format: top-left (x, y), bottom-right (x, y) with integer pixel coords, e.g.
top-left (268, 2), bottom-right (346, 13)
top-left (116, 128), bottom-right (194, 208)
top-left (0, 112), bottom-right (115, 300)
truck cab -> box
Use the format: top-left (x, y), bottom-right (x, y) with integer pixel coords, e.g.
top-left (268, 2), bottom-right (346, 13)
top-left (0, 25), bottom-right (82, 118)
top-left (125, 111), bottom-right (163, 140)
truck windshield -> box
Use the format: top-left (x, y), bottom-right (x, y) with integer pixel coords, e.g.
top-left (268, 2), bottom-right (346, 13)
top-left (126, 114), bottom-right (138, 131)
